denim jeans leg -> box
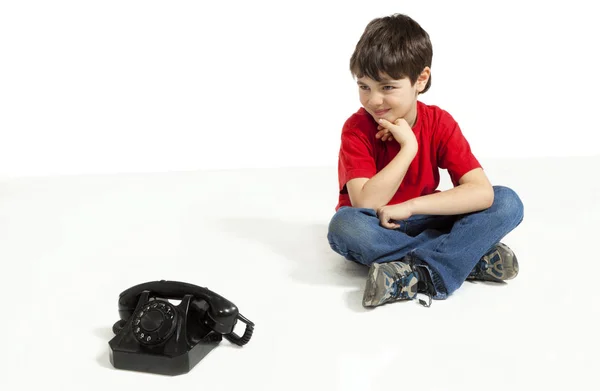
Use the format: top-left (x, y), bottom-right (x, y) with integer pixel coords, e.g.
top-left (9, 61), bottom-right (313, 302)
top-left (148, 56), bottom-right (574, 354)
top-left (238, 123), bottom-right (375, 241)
top-left (328, 207), bottom-right (462, 299)
top-left (408, 186), bottom-right (525, 298)
top-left (327, 207), bottom-right (436, 266)
top-left (327, 186), bottom-right (524, 300)
top-left (402, 214), bottom-right (457, 237)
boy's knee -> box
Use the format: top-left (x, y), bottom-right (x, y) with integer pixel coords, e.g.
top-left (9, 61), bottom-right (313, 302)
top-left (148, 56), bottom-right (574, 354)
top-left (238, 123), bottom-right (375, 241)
top-left (328, 207), bottom-right (376, 244)
top-left (491, 186), bottom-right (524, 223)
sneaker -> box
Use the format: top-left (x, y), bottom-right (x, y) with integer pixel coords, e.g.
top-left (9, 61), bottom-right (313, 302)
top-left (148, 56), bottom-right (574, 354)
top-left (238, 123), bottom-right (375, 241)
top-left (362, 260), bottom-right (435, 308)
top-left (467, 242), bottom-right (519, 282)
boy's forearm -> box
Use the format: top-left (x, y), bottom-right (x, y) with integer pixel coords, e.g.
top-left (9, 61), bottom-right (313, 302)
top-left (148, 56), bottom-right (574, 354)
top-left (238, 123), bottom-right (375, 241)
top-left (406, 183), bottom-right (494, 216)
top-left (356, 144), bottom-right (417, 209)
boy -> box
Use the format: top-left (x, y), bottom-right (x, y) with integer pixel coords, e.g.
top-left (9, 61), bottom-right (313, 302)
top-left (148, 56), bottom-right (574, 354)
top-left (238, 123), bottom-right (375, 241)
top-left (327, 14), bottom-right (524, 308)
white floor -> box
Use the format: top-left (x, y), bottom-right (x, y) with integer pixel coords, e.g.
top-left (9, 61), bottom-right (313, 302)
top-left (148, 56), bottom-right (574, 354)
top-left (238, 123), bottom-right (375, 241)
top-left (1, 156), bottom-right (599, 391)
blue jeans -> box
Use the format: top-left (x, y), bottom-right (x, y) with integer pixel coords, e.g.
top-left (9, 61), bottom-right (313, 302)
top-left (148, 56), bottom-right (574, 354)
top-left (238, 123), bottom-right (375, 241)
top-left (327, 186), bottom-right (524, 299)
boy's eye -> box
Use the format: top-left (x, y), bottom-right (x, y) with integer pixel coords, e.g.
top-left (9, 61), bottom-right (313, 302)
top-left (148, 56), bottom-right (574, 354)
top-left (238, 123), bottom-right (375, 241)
top-left (359, 85), bottom-right (370, 91)
top-left (383, 86), bottom-right (395, 91)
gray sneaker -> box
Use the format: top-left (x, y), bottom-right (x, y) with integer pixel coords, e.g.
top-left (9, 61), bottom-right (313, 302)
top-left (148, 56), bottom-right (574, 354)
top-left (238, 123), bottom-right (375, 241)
top-left (467, 242), bottom-right (519, 282)
top-left (362, 260), bottom-right (434, 308)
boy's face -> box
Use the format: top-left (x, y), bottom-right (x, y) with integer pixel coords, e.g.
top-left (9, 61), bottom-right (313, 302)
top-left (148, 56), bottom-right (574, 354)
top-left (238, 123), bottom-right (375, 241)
top-left (356, 70), bottom-right (429, 127)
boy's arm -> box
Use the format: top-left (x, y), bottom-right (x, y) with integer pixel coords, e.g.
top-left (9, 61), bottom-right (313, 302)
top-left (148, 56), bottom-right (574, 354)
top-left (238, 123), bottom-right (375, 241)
top-left (347, 118), bottom-right (418, 209)
top-left (407, 168), bottom-right (494, 214)
top-left (381, 113), bottom-right (493, 219)
top-left (347, 143), bottom-right (417, 209)
top-left (380, 168), bottom-right (493, 224)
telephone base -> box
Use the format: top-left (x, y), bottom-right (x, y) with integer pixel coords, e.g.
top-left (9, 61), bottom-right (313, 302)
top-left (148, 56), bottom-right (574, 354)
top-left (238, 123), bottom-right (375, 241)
top-left (109, 333), bottom-right (222, 376)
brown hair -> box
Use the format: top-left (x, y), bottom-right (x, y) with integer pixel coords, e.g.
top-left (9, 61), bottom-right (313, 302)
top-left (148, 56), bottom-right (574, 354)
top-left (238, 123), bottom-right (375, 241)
top-left (350, 14), bottom-right (433, 93)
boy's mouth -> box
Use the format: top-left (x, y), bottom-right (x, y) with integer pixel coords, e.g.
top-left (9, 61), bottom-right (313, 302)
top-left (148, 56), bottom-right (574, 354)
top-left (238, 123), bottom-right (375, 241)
top-left (374, 109), bottom-right (390, 116)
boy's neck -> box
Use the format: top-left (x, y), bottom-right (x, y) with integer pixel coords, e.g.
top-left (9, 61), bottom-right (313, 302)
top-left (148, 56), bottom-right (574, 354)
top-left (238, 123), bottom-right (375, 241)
top-left (406, 100), bottom-right (419, 128)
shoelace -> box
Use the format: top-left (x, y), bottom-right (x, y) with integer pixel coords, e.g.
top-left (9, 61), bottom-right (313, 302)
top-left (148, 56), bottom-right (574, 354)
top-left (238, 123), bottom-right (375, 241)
top-left (410, 260), bottom-right (434, 307)
top-left (415, 277), bottom-right (433, 308)
top-left (416, 290), bottom-right (433, 307)
top-left (390, 270), bottom-right (433, 308)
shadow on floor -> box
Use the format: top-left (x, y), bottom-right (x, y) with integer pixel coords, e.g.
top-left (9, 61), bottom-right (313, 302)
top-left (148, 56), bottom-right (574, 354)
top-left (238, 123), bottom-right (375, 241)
top-left (216, 217), bottom-right (369, 291)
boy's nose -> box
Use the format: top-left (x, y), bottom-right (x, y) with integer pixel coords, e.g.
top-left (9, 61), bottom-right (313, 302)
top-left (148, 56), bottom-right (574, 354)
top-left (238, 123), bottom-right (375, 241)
top-left (368, 93), bottom-right (383, 107)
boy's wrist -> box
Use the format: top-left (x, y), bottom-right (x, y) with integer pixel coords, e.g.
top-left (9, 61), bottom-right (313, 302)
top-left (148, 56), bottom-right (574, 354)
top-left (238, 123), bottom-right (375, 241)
top-left (405, 198), bottom-right (418, 215)
top-left (399, 140), bottom-right (418, 155)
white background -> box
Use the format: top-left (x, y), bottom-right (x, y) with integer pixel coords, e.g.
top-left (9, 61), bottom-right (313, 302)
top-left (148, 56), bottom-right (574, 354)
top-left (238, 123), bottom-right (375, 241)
top-left (1, 0), bottom-right (599, 180)
top-left (2, 2), bottom-right (600, 391)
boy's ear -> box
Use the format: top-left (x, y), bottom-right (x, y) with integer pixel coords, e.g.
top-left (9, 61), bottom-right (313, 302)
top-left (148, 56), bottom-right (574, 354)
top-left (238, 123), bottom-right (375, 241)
top-left (416, 67), bottom-right (431, 92)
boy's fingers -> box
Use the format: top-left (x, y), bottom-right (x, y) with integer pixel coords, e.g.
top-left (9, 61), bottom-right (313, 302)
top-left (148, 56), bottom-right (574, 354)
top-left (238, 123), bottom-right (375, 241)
top-left (378, 118), bottom-right (392, 128)
top-left (377, 129), bottom-right (392, 141)
top-left (376, 129), bottom-right (390, 139)
top-left (383, 219), bottom-right (399, 229)
top-left (383, 221), bottom-right (397, 229)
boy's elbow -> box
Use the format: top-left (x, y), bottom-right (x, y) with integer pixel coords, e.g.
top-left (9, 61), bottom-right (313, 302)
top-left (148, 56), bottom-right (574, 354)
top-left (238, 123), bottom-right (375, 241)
top-left (482, 185), bottom-right (494, 208)
top-left (352, 200), bottom-right (379, 210)
top-left (351, 197), bottom-right (383, 210)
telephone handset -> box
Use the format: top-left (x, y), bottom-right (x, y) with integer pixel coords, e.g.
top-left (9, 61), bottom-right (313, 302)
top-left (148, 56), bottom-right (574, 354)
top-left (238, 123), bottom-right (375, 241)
top-left (108, 280), bottom-right (254, 376)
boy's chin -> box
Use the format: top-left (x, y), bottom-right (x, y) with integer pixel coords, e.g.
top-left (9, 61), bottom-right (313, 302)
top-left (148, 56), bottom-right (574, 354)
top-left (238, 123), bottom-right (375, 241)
top-left (372, 112), bottom-right (400, 123)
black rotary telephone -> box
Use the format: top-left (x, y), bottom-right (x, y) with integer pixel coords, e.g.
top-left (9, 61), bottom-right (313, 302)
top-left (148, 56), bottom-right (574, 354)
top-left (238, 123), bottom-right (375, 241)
top-left (108, 280), bottom-right (254, 376)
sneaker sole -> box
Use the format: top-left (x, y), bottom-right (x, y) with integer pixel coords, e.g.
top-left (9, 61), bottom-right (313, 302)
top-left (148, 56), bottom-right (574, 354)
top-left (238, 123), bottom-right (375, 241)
top-left (362, 263), bottom-right (380, 307)
top-left (472, 243), bottom-right (519, 282)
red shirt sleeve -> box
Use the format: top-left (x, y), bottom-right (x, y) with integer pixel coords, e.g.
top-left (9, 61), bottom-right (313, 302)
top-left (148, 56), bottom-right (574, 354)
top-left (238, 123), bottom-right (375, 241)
top-left (435, 116), bottom-right (482, 186)
top-left (338, 129), bottom-right (377, 193)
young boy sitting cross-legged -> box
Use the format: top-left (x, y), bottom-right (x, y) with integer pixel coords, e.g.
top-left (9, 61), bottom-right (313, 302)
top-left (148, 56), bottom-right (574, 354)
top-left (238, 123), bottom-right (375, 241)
top-left (327, 13), bottom-right (524, 307)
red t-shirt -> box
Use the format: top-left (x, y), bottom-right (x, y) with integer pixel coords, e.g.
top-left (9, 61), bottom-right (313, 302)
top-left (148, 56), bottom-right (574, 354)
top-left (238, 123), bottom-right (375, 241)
top-left (336, 100), bottom-right (482, 211)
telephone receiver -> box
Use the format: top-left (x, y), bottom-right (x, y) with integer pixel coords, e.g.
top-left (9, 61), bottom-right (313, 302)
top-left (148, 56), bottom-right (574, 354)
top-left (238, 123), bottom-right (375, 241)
top-left (108, 280), bottom-right (254, 376)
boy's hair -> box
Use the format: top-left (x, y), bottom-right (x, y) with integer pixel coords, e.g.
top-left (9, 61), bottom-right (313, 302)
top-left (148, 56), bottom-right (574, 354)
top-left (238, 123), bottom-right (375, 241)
top-left (350, 13), bottom-right (433, 94)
